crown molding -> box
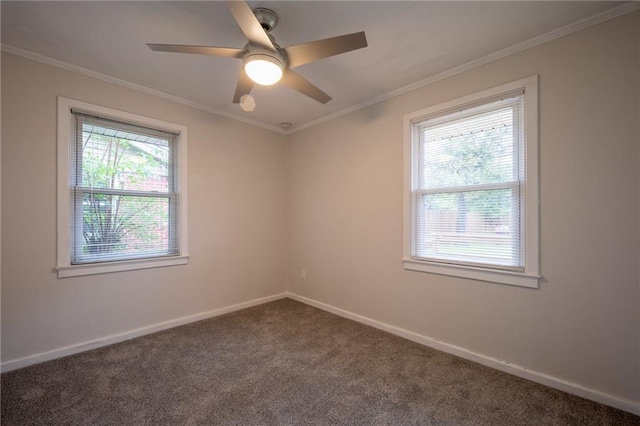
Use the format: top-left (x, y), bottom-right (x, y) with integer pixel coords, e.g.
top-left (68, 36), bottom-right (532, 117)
top-left (0, 44), bottom-right (286, 134)
top-left (293, 1), bottom-right (640, 133)
top-left (2, 1), bottom-right (638, 135)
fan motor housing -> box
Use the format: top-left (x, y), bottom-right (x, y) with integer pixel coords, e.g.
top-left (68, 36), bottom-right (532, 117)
top-left (243, 43), bottom-right (286, 67)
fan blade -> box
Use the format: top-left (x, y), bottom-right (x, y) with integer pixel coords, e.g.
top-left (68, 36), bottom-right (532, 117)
top-left (225, 1), bottom-right (275, 51)
top-left (147, 44), bottom-right (244, 58)
top-left (284, 31), bottom-right (367, 69)
top-left (280, 70), bottom-right (332, 104)
top-left (233, 68), bottom-right (255, 103)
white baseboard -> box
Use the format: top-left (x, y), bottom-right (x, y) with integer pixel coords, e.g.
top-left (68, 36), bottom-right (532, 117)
top-left (286, 292), bottom-right (640, 416)
top-left (1, 292), bottom-right (288, 373)
top-left (3, 291), bottom-right (638, 416)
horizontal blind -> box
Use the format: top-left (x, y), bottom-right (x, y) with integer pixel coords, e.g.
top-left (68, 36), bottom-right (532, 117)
top-left (70, 112), bottom-right (179, 264)
top-left (412, 93), bottom-right (525, 270)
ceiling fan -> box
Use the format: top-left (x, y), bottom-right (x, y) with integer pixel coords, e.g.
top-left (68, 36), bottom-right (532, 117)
top-left (147, 1), bottom-right (368, 105)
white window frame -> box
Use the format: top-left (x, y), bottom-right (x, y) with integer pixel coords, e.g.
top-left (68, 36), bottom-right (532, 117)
top-left (56, 97), bottom-right (189, 278)
top-left (403, 76), bottom-right (539, 288)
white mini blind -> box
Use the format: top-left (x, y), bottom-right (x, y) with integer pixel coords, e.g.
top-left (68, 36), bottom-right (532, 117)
top-left (411, 92), bottom-right (525, 270)
top-left (70, 112), bottom-right (179, 264)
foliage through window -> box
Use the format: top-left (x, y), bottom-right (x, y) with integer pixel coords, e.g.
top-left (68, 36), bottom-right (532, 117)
top-left (71, 113), bottom-right (178, 264)
top-left (413, 94), bottom-right (523, 269)
top-left (404, 77), bottom-right (539, 287)
top-left (57, 99), bottom-right (186, 277)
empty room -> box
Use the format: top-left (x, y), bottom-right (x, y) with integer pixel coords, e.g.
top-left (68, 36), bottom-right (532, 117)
top-left (1, 1), bottom-right (639, 424)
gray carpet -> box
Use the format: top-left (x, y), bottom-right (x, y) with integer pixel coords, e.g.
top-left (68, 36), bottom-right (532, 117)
top-left (1, 298), bottom-right (638, 425)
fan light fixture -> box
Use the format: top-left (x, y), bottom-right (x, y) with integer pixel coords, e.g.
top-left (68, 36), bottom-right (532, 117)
top-left (244, 54), bottom-right (284, 86)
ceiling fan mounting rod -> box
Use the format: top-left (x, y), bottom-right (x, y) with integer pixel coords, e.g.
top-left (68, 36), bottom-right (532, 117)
top-left (253, 8), bottom-right (278, 32)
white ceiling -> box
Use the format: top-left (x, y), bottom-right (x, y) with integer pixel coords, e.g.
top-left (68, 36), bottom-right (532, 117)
top-left (1, 1), bottom-right (632, 132)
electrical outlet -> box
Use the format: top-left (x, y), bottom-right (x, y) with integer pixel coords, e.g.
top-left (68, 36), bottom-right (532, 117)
top-left (301, 269), bottom-right (306, 279)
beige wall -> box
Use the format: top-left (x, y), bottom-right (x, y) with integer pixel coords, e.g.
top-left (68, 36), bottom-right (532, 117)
top-left (1, 53), bottom-right (288, 361)
top-left (288, 12), bottom-right (640, 403)
top-left (1, 10), bottom-right (639, 407)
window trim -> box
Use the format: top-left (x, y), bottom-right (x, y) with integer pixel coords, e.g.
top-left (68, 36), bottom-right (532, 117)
top-left (56, 97), bottom-right (189, 278)
top-left (402, 76), bottom-right (539, 288)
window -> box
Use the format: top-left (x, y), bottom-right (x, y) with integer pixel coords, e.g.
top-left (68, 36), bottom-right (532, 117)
top-left (403, 76), bottom-right (539, 288)
top-left (57, 97), bottom-right (188, 278)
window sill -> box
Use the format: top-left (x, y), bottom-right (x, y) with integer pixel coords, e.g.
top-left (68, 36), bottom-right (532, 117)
top-left (402, 258), bottom-right (540, 289)
top-left (56, 255), bottom-right (189, 278)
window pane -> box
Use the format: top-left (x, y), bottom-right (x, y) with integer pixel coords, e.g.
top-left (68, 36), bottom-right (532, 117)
top-left (80, 122), bottom-right (171, 193)
top-left (419, 107), bottom-right (515, 189)
top-left (74, 193), bottom-right (175, 263)
top-left (415, 188), bottom-right (520, 267)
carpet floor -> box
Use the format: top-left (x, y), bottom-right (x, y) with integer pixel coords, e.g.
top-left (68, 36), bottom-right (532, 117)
top-left (1, 298), bottom-right (638, 425)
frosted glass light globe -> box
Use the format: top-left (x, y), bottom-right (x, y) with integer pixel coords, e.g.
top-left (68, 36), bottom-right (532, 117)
top-left (244, 55), bottom-right (284, 86)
